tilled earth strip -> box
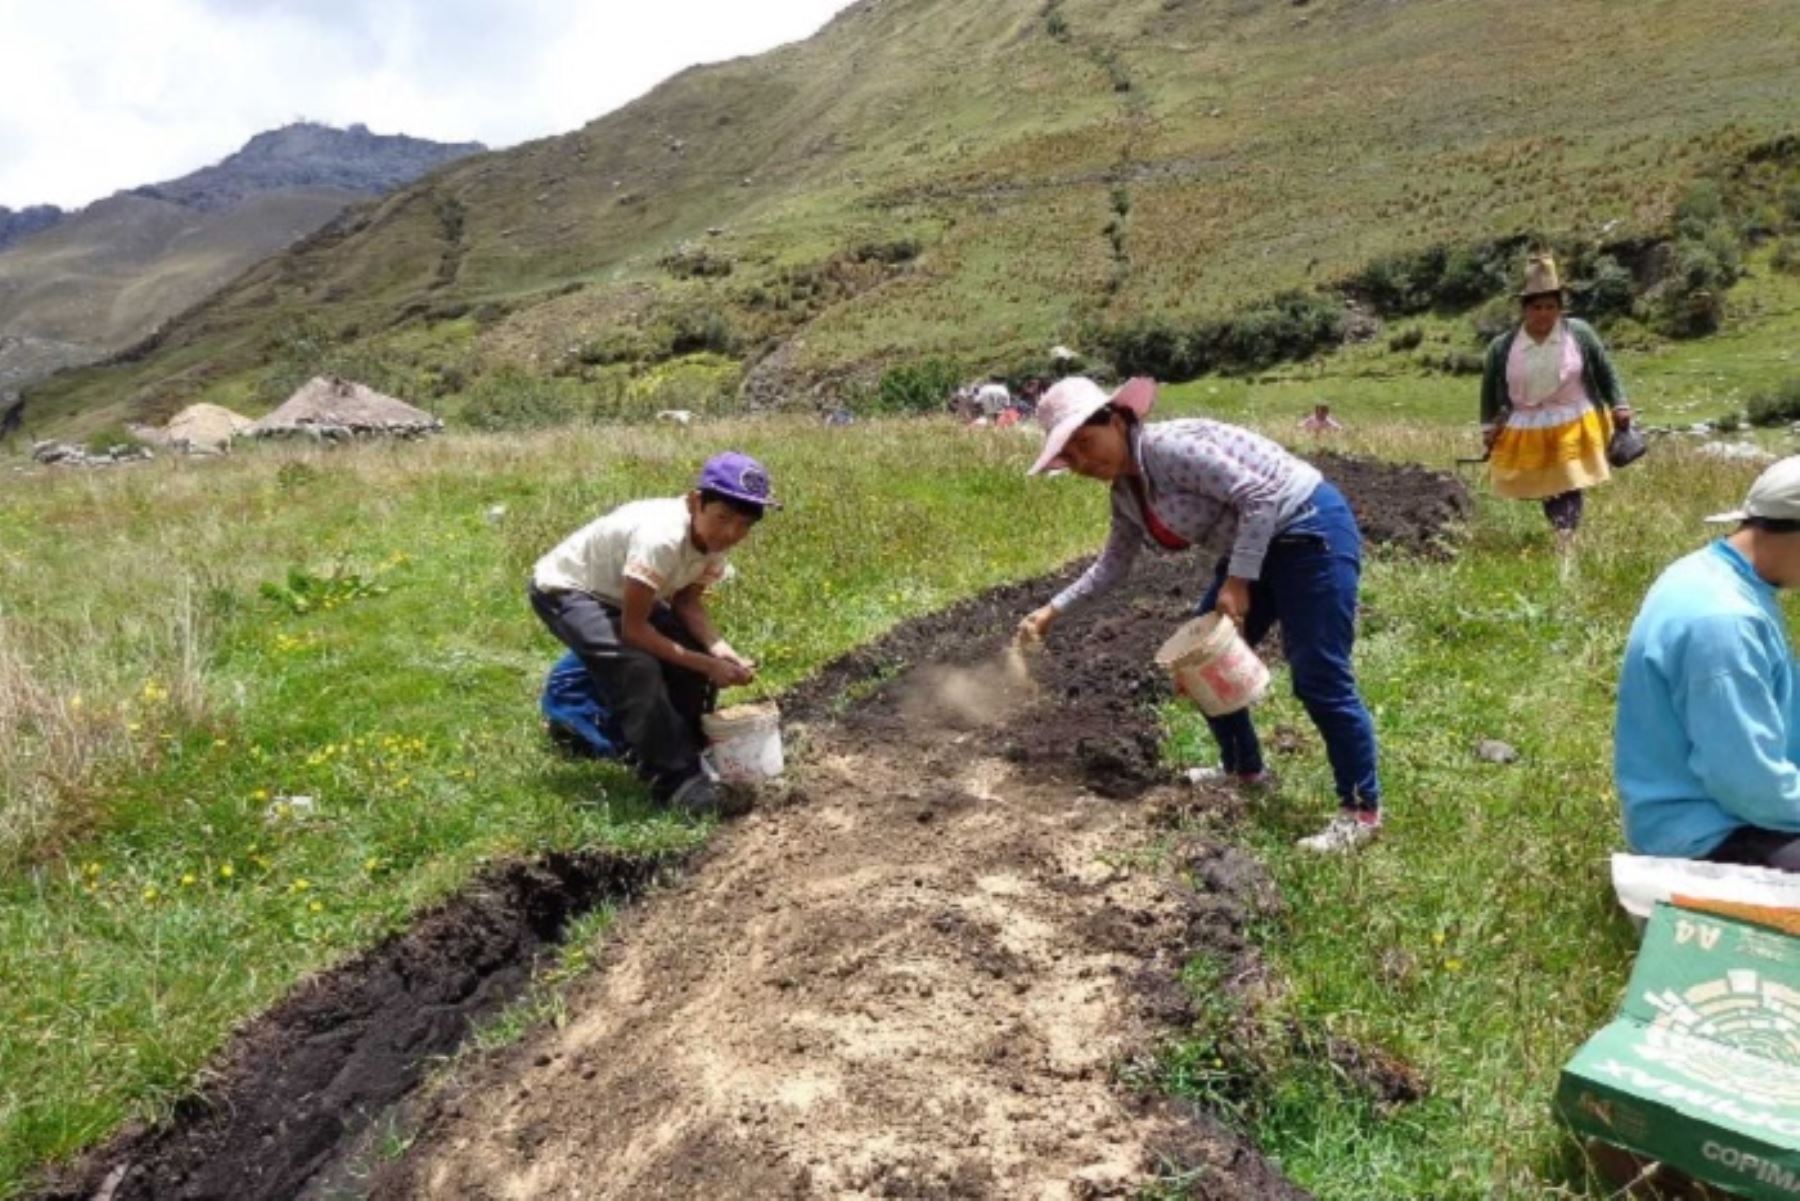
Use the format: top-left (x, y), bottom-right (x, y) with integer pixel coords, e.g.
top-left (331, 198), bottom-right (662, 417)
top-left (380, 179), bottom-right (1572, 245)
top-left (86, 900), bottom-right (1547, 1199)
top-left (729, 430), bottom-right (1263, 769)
top-left (37, 456), bottom-right (1469, 1201)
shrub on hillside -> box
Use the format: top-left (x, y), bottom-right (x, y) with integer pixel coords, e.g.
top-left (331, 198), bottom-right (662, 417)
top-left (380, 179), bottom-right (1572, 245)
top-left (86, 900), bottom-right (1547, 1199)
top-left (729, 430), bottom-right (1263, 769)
top-left (1649, 236), bottom-right (1736, 338)
top-left (1772, 238), bottom-right (1800, 275)
top-left (603, 355), bottom-right (742, 422)
top-left (852, 237), bottom-right (922, 265)
top-left (1387, 327), bottom-right (1424, 353)
top-left (1432, 350), bottom-right (1486, 376)
top-left (659, 243), bottom-right (734, 279)
top-left (567, 328), bottom-right (652, 369)
top-left (459, 370), bottom-right (597, 431)
top-left (870, 358), bottom-right (962, 414)
top-left (1469, 297), bottom-right (1515, 345)
top-left (1091, 292), bottom-right (1344, 382)
top-left (1745, 378), bottom-right (1800, 428)
top-left (657, 305), bottom-right (738, 357)
top-left (1572, 254), bottom-right (1636, 321)
top-left (1349, 240), bottom-right (1516, 315)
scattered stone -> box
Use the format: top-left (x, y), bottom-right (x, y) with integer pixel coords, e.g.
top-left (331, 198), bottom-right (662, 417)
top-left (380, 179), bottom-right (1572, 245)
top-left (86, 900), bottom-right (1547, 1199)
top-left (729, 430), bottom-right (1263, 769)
top-left (1474, 738), bottom-right (1520, 764)
top-left (1696, 440), bottom-right (1776, 464)
top-left (31, 439), bottom-right (154, 468)
top-left (265, 795), bottom-right (317, 823)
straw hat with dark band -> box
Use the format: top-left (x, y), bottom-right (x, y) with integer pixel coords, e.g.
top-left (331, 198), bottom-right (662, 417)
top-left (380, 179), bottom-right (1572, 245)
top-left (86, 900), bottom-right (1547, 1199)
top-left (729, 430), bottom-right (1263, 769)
top-left (1518, 253), bottom-right (1566, 301)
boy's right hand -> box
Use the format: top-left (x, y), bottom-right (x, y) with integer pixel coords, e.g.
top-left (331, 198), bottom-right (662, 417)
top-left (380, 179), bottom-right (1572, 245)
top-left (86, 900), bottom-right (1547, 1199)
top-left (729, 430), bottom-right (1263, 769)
top-left (702, 655), bottom-right (755, 688)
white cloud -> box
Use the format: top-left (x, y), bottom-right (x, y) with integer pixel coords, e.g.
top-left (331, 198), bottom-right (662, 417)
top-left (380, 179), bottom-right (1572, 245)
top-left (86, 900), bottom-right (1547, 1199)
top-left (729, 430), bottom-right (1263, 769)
top-left (0, 0), bottom-right (852, 208)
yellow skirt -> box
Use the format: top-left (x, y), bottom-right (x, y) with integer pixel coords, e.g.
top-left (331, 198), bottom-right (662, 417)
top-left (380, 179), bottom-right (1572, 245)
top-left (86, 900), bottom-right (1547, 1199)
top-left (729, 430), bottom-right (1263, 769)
top-left (1489, 406), bottom-right (1612, 500)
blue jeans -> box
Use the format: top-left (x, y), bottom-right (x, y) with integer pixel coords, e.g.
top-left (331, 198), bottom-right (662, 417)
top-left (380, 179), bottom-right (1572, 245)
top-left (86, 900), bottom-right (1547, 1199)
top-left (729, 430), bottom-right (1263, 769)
top-left (1196, 482), bottom-right (1381, 811)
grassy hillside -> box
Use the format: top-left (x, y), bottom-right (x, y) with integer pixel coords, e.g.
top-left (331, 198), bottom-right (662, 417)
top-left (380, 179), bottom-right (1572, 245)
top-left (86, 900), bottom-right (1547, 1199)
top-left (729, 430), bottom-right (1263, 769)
top-left (24, 0), bottom-right (1799, 434)
top-left (0, 126), bottom-right (483, 399)
top-left (0, 190), bottom-right (357, 349)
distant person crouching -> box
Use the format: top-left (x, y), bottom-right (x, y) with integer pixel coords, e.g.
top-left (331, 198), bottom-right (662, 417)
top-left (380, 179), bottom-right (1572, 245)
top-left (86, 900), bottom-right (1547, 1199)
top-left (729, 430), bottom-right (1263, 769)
top-left (528, 452), bottom-right (778, 817)
top-left (1298, 403), bottom-right (1343, 434)
top-left (1616, 457), bottom-right (1800, 872)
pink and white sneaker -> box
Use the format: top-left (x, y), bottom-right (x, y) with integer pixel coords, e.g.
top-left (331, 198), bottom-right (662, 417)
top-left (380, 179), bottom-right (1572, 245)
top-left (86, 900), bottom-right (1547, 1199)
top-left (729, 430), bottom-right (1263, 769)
top-left (1297, 809), bottom-right (1381, 854)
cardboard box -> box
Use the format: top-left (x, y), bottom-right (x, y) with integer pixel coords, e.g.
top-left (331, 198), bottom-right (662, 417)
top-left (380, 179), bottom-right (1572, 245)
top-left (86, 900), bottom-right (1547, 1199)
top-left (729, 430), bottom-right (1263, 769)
top-left (1557, 903), bottom-right (1800, 1199)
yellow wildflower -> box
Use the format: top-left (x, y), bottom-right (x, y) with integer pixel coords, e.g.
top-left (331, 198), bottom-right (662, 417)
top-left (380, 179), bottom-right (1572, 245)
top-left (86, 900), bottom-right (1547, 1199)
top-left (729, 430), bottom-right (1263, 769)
top-left (1445, 958), bottom-right (1464, 973)
top-left (142, 886), bottom-right (160, 902)
top-left (290, 878), bottom-right (312, 893)
top-left (218, 863), bottom-right (235, 880)
top-left (179, 873), bottom-right (197, 887)
top-left (252, 788), bottom-right (269, 802)
top-left (308, 900), bottom-right (323, 913)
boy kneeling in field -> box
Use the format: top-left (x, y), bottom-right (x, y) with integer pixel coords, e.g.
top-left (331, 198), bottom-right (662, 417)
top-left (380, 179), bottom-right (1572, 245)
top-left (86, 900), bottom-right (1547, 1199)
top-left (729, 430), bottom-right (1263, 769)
top-left (528, 452), bottom-right (776, 817)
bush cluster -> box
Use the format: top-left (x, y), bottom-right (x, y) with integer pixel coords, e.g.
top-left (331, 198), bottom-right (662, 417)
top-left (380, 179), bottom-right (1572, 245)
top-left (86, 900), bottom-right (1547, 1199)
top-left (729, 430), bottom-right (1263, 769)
top-left (868, 358), bottom-right (963, 414)
top-left (1745, 378), bottom-right (1800, 428)
top-left (1347, 239), bottom-right (1521, 316)
top-left (1089, 292), bottom-right (1345, 382)
top-left (851, 237), bottom-right (922, 265)
top-left (658, 243), bottom-right (734, 280)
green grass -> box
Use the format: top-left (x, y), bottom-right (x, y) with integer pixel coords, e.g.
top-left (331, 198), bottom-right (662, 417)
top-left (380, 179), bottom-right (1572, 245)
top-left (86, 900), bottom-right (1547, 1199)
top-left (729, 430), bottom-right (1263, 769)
top-left (5, 273), bottom-right (1800, 1195)
top-left (1140, 287), bottom-right (1800, 1195)
top-left (1156, 438), bottom-right (1794, 1197)
top-left (0, 420), bottom-right (1103, 1195)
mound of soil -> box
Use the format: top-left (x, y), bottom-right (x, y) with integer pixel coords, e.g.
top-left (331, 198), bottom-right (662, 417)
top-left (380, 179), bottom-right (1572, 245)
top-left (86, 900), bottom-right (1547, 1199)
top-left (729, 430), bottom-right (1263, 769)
top-left (36, 455), bottom-right (1465, 1201)
top-left (1312, 452), bottom-right (1473, 556)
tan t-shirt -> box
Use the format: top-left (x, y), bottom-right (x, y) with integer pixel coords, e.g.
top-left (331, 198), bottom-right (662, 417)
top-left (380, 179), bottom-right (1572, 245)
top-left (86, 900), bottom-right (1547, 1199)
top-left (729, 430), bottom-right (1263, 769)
top-left (532, 497), bottom-right (731, 605)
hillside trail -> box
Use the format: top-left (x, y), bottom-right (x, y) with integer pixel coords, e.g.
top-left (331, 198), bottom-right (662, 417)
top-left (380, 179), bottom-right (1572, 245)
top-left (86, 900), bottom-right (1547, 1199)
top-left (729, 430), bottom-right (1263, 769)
top-left (370, 457), bottom-right (1469, 1201)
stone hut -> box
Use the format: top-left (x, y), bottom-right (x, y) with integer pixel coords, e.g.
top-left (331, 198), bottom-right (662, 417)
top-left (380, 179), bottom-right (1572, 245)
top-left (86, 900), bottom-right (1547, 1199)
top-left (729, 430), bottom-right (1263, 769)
top-left (248, 377), bottom-right (442, 441)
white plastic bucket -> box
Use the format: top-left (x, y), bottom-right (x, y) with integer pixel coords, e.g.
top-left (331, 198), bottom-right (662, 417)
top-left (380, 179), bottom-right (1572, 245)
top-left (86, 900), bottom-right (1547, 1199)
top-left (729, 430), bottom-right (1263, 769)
top-left (1154, 614), bottom-right (1270, 717)
top-left (701, 703), bottom-right (784, 783)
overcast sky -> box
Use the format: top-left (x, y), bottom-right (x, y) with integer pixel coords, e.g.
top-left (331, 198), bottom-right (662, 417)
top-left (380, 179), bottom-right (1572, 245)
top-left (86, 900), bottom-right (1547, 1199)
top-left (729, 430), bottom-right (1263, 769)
top-left (0, 0), bottom-right (853, 210)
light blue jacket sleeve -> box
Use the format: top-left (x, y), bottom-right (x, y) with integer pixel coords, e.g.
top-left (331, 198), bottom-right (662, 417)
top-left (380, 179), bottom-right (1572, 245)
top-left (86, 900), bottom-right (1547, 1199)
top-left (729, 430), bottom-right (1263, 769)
top-left (1680, 618), bottom-right (1800, 833)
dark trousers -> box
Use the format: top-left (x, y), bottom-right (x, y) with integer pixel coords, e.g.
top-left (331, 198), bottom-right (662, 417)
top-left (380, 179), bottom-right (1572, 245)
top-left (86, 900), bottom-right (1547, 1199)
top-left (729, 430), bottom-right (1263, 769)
top-left (1542, 490), bottom-right (1585, 532)
top-left (528, 585), bottom-right (715, 800)
top-left (1196, 482), bottom-right (1382, 811)
top-left (1705, 825), bottom-right (1800, 874)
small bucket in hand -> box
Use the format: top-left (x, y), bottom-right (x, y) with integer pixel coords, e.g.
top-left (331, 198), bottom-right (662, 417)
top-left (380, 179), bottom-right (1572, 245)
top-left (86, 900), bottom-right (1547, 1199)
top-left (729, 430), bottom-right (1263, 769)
top-left (1154, 615), bottom-right (1271, 717)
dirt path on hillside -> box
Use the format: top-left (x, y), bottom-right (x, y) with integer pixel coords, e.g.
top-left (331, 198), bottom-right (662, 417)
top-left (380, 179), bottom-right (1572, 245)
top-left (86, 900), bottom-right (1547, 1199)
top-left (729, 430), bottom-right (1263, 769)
top-left (369, 463), bottom-right (1469, 1201)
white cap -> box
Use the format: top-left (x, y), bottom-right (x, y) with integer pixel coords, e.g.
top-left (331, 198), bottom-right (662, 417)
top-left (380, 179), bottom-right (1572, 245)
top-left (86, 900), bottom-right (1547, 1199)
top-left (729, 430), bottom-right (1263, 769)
top-left (1705, 455), bottom-right (1800, 524)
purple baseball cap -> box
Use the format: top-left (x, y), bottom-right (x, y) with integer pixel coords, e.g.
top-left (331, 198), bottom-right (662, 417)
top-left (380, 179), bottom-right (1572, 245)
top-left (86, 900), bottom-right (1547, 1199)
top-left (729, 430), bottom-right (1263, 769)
top-left (698, 451), bottom-right (781, 510)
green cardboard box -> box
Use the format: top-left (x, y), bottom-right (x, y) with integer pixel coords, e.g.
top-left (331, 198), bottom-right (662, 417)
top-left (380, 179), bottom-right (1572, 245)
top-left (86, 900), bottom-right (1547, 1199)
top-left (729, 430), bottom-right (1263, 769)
top-left (1557, 903), bottom-right (1800, 1199)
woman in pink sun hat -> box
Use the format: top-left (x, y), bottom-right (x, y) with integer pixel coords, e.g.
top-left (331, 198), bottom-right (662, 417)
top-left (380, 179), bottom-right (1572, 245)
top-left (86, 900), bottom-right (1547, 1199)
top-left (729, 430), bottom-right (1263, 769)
top-left (1018, 376), bottom-right (1383, 854)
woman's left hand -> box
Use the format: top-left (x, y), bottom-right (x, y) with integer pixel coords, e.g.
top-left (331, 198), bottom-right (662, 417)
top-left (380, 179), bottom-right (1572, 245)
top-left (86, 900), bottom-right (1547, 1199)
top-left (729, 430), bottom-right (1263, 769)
top-left (1214, 577), bottom-right (1252, 626)
top-left (1613, 404), bottom-right (1633, 430)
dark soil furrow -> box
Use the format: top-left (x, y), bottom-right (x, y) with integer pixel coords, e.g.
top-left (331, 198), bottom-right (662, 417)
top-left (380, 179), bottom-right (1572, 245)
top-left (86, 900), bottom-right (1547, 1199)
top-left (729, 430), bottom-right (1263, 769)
top-left (33, 455), bottom-right (1468, 1201)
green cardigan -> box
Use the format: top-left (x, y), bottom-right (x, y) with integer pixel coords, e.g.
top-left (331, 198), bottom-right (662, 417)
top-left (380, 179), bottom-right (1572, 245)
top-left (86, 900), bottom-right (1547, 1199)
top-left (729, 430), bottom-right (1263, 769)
top-left (1479, 318), bottom-right (1627, 427)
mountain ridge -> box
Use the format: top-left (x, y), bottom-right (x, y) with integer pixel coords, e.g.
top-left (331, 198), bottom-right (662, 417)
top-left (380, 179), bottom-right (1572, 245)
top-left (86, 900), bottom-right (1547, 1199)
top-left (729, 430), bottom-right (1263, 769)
top-left (23, 0), bottom-right (1800, 432)
top-left (0, 122), bottom-right (486, 393)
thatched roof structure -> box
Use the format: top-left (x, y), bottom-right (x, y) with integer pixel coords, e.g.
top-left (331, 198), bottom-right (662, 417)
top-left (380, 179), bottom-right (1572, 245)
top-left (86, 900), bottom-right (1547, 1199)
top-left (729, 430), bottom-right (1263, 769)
top-left (165, 402), bottom-right (253, 450)
top-left (248, 377), bottom-right (442, 441)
